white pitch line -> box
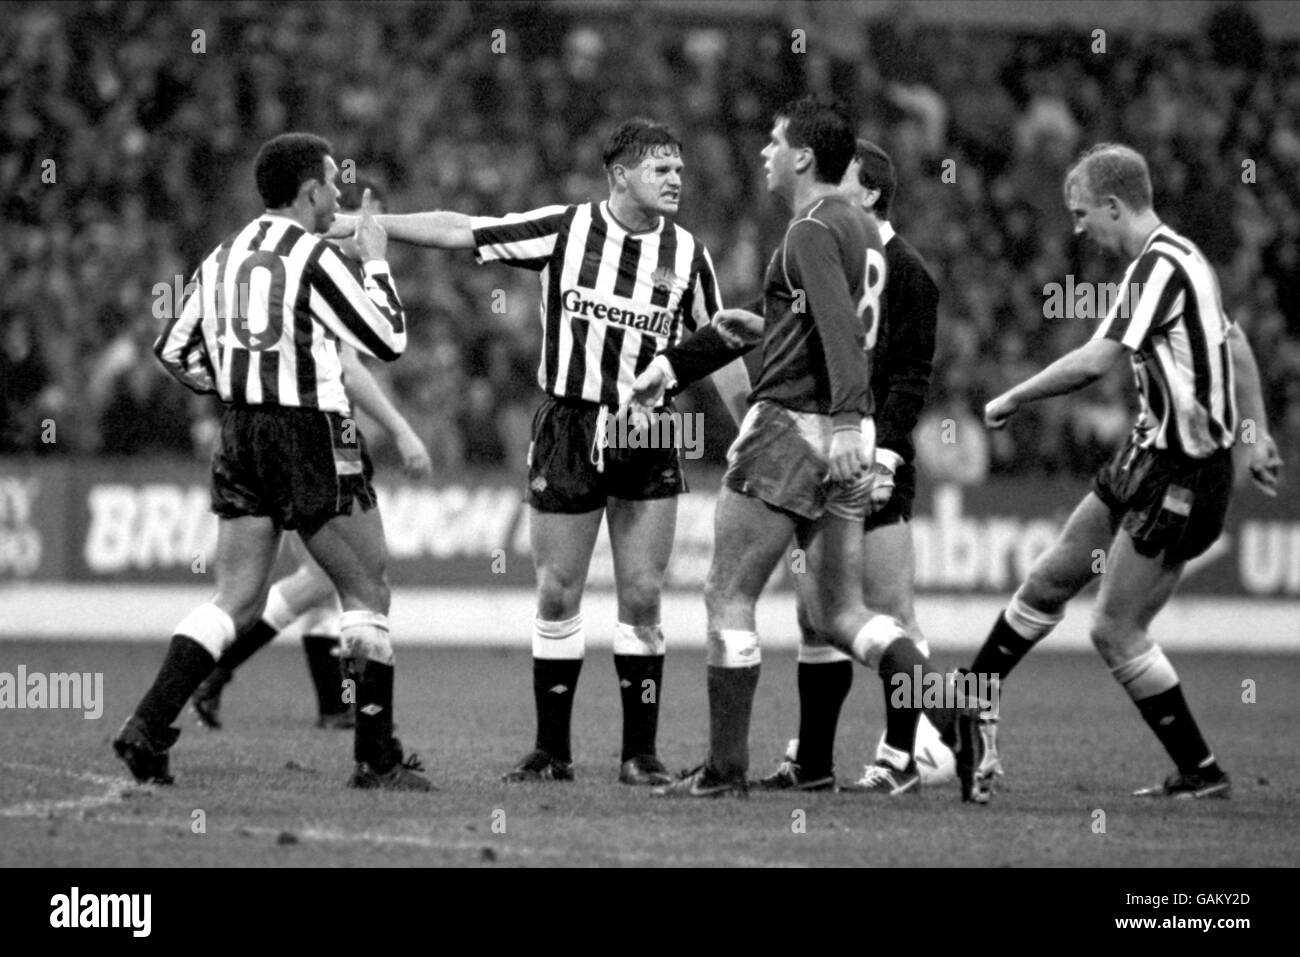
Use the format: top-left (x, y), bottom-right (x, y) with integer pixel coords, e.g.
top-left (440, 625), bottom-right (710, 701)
top-left (0, 762), bottom-right (134, 819)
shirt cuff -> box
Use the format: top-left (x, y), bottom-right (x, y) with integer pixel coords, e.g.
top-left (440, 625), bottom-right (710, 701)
top-left (875, 447), bottom-right (903, 473)
top-left (831, 411), bottom-right (861, 430)
top-left (362, 260), bottom-right (391, 276)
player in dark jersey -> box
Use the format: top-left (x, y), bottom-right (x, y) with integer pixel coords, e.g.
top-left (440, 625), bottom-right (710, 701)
top-left (327, 120), bottom-right (750, 786)
top-left (116, 133), bottom-right (432, 791)
top-left (960, 144), bottom-right (1282, 801)
top-left (631, 99), bottom-right (983, 799)
top-left (755, 139), bottom-right (945, 792)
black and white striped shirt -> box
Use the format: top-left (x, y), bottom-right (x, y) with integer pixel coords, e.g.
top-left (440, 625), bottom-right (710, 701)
top-left (471, 201), bottom-right (720, 408)
top-left (155, 214), bottom-right (406, 415)
top-left (1091, 224), bottom-right (1236, 458)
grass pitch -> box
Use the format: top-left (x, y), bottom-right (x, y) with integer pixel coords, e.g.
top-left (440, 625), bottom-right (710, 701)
top-left (1, 640), bottom-right (1296, 867)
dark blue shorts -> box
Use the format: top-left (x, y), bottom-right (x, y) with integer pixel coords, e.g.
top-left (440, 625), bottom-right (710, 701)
top-left (211, 405), bottom-right (377, 536)
top-left (525, 396), bottom-right (687, 513)
top-left (1092, 436), bottom-right (1233, 566)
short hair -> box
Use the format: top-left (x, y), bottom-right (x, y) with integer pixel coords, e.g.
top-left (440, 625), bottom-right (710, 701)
top-left (602, 118), bottom-right (682, 171)
top-left (254, 133), bottom-right (333, 209)
top-left (1064, 143), bottom-right (1153, 212)
top-left (853, 139), bottom-right (896, 219)
top-left (776, 97), bottom-right (856, 184)
top-left (338, 176), bottom-right (386, 213)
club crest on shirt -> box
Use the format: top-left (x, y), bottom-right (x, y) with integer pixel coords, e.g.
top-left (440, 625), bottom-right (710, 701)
top-left (651, 267), bottom-right (676, 293)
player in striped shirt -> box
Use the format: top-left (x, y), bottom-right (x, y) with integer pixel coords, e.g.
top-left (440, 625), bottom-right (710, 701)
top-left (963, 143), bottom-right (1283, 800)
top-left (114, 133), bottom-right (432, 791)
top-left (187, 182), bottom-right (433, 733)
top-left (328, 119), bottom-right (750, 785)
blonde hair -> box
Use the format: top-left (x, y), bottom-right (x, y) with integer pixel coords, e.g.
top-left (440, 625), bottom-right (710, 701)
top-left (1064, 143), bottom-right (1153, 211)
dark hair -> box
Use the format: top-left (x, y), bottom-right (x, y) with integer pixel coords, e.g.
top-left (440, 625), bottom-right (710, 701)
top-left (338, 176), bottom-right (386, 213)
top-left (1064, 143), bottom-right (1153, 212)
top-left (853, 139), bottom-right (896, 219)
top-left (776, 97), bottom-right (855, 184)
top-left (602, 118), bottom-right (682, 171)
top-left (254, 133), bottom-right (333, 208)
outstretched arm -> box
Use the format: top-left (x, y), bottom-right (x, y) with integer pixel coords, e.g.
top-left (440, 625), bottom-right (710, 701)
top-left (985, 337), bottom-right (1126, 428)
top-left (329, 211), bottom-right (475, 249)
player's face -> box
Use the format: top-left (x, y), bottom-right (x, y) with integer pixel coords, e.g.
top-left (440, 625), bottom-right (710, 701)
top-left (1067, 184), bottom-right (1119, 254)
top-left (761, 120), bottom-right (799, 199)
top-left (623, 148), bottom-right (683, 218)
top-left (309, 156), bottom-right (342, 233)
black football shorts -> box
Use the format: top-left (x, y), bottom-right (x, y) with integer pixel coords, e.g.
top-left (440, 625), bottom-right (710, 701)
top-left (1092, 435), bottom-right (1233, 566)
top-left (525, 395), bottom-right (687, 513)
top-left (211, 405), bottom-right (377, 536)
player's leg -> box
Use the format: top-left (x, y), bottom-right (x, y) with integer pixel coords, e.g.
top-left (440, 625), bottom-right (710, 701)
top-left (295, 591), bottom-right (352, 727)
top-left (751, 574), bottom-right (846, 791)
top-left (700, 488), bottom-right (795, 782)
top-left (1093, 532), bottom-right (1229, 797)
top-left (299, 499), bottom-right (428, 788)
top-left (191, 527), bottom-right (343, 728)
top-left (606, 494), bottom-right (677, 785)
top-left (800, 511), bottom-right (937, 795)
top-left (503, 397), bottom-right (612, 782)
top-left (968, 491), bottom-right (1118, 682)
top-left (114, 515), bottom-right (281, 783)
top-left (504, 506), bottom-right (604, 781)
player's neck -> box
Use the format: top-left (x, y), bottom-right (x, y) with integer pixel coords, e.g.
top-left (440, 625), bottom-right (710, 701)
top-left (265, 203), bottom-right (318, 234)
top-left (1123, 211), bottom-right (1164, 258)
top-left (790, 179), bottom-right (840, 215)
top-left (606, 196), bottom-right (661, 233)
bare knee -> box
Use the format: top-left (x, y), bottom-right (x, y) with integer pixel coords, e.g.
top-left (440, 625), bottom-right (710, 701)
top-left (1089, 609), bottom-right (1140, 665)
top-left (536, 568), bottom-right (583, 620)
top-left (616, 574), bottom-right (663, 624)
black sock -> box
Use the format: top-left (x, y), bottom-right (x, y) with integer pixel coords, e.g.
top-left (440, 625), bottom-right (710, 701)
top-left (215, 618), bottom-right (279, 672)
top-left (878, 638), bottom-right (941, 758)
top-left (136, 635), bottom-right (217, 733)
top-left (614, 654), bottom-right (664, 762)
top-left (1134, 685), bottom-right (1214, 774)
top-left (794, 660), bottom-right (852, 777)
top-left (970, 611), bottom-right (1037, 681)
top-left (706, 664), bottom-right (760, 779)
top-left (304, 634), bottom-right (348, 715)
top-left (533, 658), bottom-right (582, 763)
top-left (352, 658), bottom-right (395, 769)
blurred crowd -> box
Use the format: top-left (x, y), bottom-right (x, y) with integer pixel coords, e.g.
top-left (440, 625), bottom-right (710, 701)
top-left (2, 1), bottom-right (1297, 481)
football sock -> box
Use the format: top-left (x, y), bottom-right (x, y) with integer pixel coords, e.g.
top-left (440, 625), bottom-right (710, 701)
top-left (533, 615), bottom-right (585, 763)
top-left (706, 629), bottom-right (761, 779)
top-left (794, 656), bottom-right (852, 777)
top-left (1113, 646), bottom-right (1213, 773)
top-left (352, 658), bottom-right (396, 770)
top-left (136, 635), bottom-right (218, 734)
top-left (214, 618), bottom-right (278, 672)
top-left (970, 596), bottom-right (1063, 680)
top-left (878, 637), bottom-right (934, 760)
top-left (304, 634), bottom-right (348, 715)
top-left (613, 621), bottom-right (666, 761)
top-left (137, 604), bottom-right (235, 732)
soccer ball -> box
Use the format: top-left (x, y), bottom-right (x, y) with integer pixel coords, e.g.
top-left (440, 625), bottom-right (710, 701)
top-left (878, 712), bottom-right (956, 785)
